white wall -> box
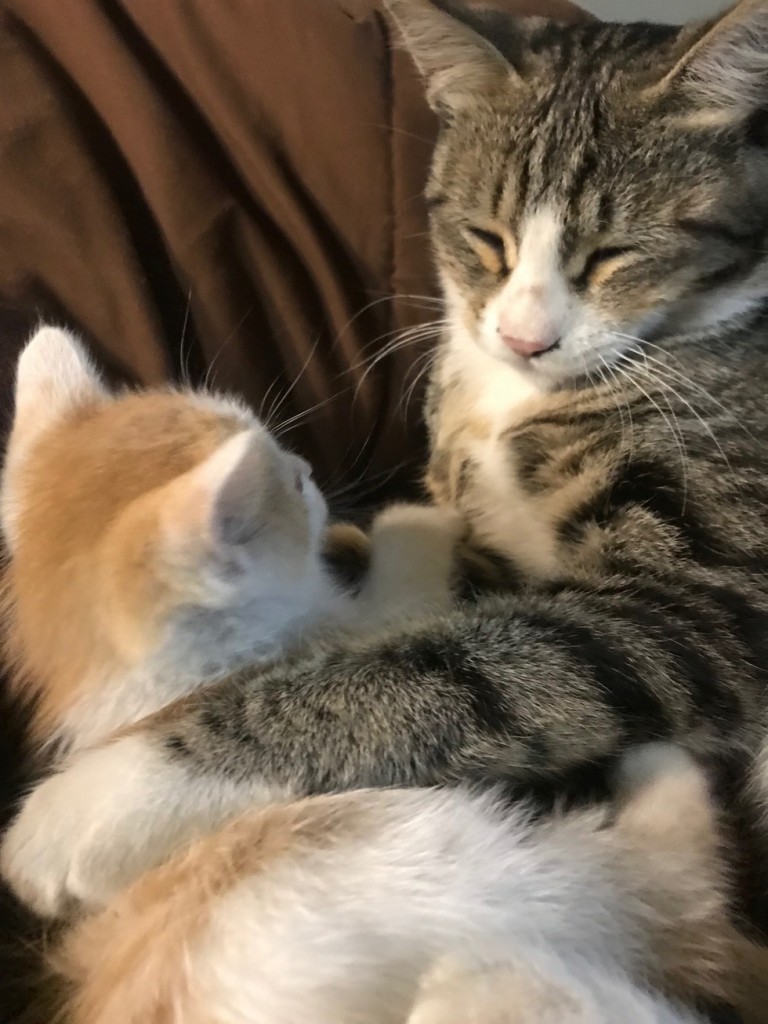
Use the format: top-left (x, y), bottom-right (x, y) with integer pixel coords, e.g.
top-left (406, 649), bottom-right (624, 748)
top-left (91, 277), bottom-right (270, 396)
top-left (581, 0), bottom-right (725, 22)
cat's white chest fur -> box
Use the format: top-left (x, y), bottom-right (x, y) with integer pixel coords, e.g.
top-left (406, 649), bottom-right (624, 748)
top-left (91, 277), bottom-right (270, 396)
top-left (465, 438), bottom-right (563, 580)
top-left (437, 335), bottom-right (562, 580)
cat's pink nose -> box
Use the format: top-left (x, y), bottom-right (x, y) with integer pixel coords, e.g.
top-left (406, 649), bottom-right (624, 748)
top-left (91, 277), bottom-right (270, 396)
top-left (499, 332), bottom-right (560, 359)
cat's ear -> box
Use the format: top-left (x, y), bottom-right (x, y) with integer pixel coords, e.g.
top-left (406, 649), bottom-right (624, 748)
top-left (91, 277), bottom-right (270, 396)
top-left (160, 429), bottom-right (275, 581)
top-left (2, 327), bottom-right (107, 551)
top-left (14, 325), bottom-right (106, 435)
top-left (653, 0), bottom-right (768, 121)
top-left (386, 0), bottom-right (515, 114)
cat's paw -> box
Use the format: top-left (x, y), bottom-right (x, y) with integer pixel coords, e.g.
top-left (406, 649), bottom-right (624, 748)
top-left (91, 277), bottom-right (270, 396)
top-left (614, 742), bottom-right (698, 796)
top-left (1, 735), bottom-right (206, 917)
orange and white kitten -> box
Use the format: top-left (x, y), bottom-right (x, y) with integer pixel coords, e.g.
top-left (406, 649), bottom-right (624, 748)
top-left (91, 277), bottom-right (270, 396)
top-left (0, 325), bottom-right (459, 756)
top-left (0, 327), bottom-right (744, 1024)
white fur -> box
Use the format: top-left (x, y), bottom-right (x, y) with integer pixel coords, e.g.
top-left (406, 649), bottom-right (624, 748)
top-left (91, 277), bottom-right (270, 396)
top-left (408, 950), bottom-right (704, 1024)
top-left (0, 734), bottom-right (289, 917)
top-left (463, 434), bottom-right (564, 579)
top-left (484, 207), bottom-right (572, 356)
top-left (186, 789), bottom-right (627, 1024)
top-left (162, 774), bottom-right (707, 1024)
top-left (441, 293), bottom-right (544, 421)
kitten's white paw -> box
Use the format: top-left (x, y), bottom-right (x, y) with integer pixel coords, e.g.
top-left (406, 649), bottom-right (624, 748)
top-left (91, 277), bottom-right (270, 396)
top-left (408, 955), bottom-right (525, 1024)
top-left (1, 736), bottom-right (195, 917)
top-left (363, 503), bottom-right (463, 618)
top-left (371, 502), bottom-right (464, 548)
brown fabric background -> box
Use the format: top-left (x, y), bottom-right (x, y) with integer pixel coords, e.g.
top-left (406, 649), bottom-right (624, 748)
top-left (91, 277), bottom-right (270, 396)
top-left (0, 0), bottom-right (585, 503)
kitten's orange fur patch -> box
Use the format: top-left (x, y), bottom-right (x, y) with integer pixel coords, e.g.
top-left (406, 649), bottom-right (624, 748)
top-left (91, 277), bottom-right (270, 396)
top-left (57, 795), bottom-right (376, 1024)
top-left (2, 390), bottom-right (248, 744)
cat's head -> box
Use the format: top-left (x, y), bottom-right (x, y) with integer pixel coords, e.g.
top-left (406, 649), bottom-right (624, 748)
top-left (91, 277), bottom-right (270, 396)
top-left (1, 326), bottom-right (326, 746)
top-left (390, 0), bottom-right (768, 388)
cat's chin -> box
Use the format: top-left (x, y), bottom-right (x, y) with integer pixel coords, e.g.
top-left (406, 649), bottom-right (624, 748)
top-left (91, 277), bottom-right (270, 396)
top-left (474, 338), bottom-right (579, 391)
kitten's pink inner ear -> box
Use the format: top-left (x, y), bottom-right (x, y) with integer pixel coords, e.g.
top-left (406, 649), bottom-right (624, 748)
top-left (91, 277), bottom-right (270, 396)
top-left (161, 430), bottom-right (269, 559)
top-left (13, 325), bottom-right (106, 438)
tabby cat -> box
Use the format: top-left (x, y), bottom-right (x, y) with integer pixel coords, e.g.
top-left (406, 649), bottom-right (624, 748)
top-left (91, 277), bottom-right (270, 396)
top-left (5, 0), bottom-right (768, 998)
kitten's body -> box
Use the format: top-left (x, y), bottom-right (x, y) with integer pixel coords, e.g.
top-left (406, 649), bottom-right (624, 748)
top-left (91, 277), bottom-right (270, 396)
top-left (0, 327), bottom-right (458, 756)
top-left (6, 0), bottom-right (768, 1017)
top-left (57, 763), bottom-right (726, 1024)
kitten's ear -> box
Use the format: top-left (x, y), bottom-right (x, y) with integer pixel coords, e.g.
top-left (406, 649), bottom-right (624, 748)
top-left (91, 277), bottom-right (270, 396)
top-left (654, 0), bottom-right (768, 120)
top-left (2, 327), bottom-right (106, 550)
top-left (386, 0), bottom-right (515, 114)
top-left (161, 430), bottom-right (273, 572)
top-left (14, 325), bottom-right (105, 433)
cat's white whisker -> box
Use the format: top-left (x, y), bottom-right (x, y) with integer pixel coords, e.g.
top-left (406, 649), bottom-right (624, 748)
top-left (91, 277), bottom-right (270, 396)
top-left (611, 360), bottom-right (691, 510)
top-left (202, 303), bottom-right (256, 392)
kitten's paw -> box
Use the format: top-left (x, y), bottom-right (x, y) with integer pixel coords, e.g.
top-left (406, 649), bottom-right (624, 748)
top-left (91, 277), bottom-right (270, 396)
top-left (1, 736), bottom-right (199, 917)
top-left (371, 502), bottom-right (464, 548)
top-left (364, 504), bottom-right (464, 617)
top-left (408, 955), bottom-right (493, 1024)
top-left (1, 771), bottom-right (83, 917)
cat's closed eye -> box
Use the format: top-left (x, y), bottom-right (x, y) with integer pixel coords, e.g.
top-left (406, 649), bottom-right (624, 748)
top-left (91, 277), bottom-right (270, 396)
top-left (575, 246), bottom-right (637, 290)
top-left (464, 226), bottom-right (511, 277)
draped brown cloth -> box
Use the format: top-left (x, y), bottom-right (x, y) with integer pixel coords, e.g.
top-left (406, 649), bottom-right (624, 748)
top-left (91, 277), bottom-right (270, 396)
top-left (0, 0), bottom-right (585, 500)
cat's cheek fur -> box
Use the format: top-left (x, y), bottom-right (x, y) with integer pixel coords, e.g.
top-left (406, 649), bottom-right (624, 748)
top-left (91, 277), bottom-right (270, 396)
top-left (0, 734), bottom-right (275, 917)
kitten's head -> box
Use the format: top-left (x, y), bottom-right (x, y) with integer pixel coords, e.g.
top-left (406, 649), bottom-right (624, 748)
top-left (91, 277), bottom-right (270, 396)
top-left (1, 326), bottom-right (326, 744)
top-left (390, 0), bottom-right (768, 387)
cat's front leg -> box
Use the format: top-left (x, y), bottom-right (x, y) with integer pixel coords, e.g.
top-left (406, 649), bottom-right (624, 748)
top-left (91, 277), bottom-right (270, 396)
top-left (0, 732), bottom-right (281, 917)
